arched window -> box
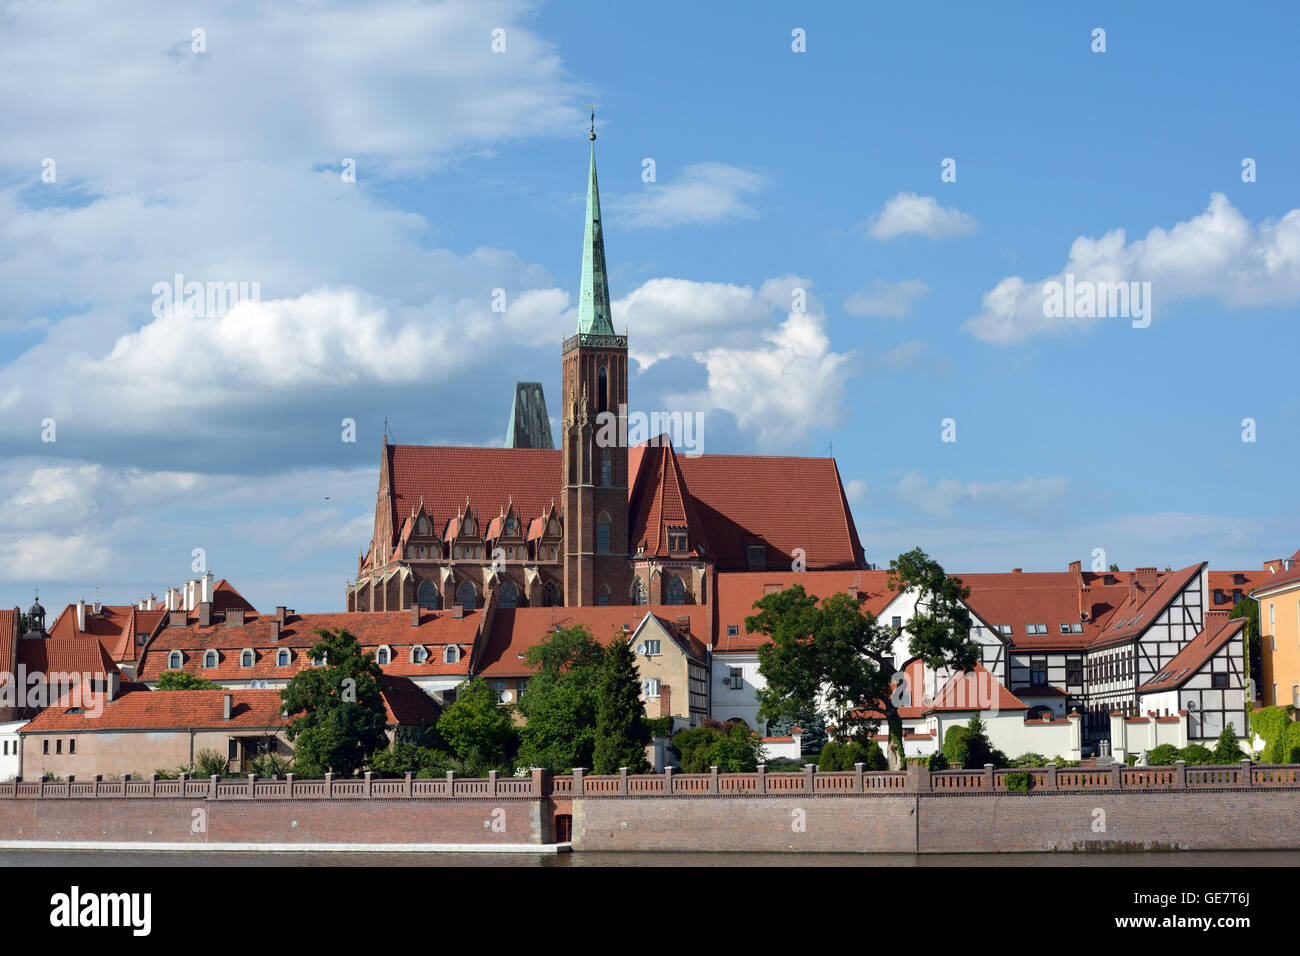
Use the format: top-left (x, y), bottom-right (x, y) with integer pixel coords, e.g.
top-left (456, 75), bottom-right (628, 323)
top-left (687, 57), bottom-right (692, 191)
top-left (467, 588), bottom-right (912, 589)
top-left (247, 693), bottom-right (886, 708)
top-left (376, 647), bottom-right (390, 666)
top-left (543, 581), bottom-right (561, 607)
top-left (168, 651), bottom-right (182, 669)
top-left (417, 580), bottom-right (439, 610)
top-left (597, 365), bottom-right (608, 414)
top-left (500, 580), bottom-right (520, 609)
top-left (596, 513), bottom-right (611, 554)
top-left (632, 577), bottom-right (648, 606)
top-left (601, 450), bottom-right (612, 486)
top-left (240, 650), bottom-right (254, 668)
top-left (665, 575), bottom-right (686, 605)
top-left (444, 644), bottom-right (460, 664)
top-left (411, 645), bottom-right (428, 664)
top-left (597, 585), bottom-right (610, 607)
top-left (418, 546), bottom-right (427, 559)
top-left (277, 649), bottom-right (290, 667)
top-left (203, 650), bottom-right (218, 669)
top-left (456, 580), bottom-right (477, 610)
top-left (417, 516), bottom-right (429, 535)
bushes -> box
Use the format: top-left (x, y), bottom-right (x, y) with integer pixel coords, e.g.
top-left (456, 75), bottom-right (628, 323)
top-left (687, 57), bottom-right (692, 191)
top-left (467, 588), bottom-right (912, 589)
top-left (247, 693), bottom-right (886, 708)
top-left (943, 716), bottom-right (1005, 768)
top-left (1249, 706), bottom-right (1300, 763)
top-left (927, 752), bottom-right (949, 771)
top-left (191, 749), bottom-right (228, 778)
top-left (1004, 770), bottom-right (1033, 792)
top-left (671, 722), bottom-right (763, 773)
top-left (1009, 752), bottom-right (1048, 768)
top-left (1179, 744), bottom-right (1213, 765)
top-left (817, 739), bottom-right (887, 771)
top-left (1146, 743), bottom-right (1181, 765)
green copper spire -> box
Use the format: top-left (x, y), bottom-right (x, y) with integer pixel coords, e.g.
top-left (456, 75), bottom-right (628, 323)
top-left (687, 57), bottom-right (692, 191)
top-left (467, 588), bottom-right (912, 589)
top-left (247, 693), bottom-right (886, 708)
top-left (577, 128), bottom-right (615, 335)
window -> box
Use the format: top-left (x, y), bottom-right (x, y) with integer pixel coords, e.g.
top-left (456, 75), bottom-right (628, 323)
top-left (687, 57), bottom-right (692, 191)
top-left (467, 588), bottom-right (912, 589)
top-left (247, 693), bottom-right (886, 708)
top-left (729, 667), bottom-right (743, 690)
top-left (418, 546), bottom-right (427, 559)
top-left (69, 739), bottom-right (75, 754)
top-left (456, 580), bottom-right (477, 610)
top-left (169, 651), bottom-right (183, 669)
top-left (277, 649), bottom-right (290, 667)
top-left (596, 515), bottom-right (611, 554)
top-left (548, 546), bottom-right (557, 561)
top-left (1211, 673), bottom-right (1229, 690)
top-left (493, 680), bottom-right (507, 703)
top-left (665, 576), bottom-right (686, 605)
top-left (891, 616), bottom-right (902, 632)
top-left (1026, 624), bottom-right (1048, 635)
top-left (747, 545), bottom-right (766, 570)
top-left (1232, 589), bottom-right (1243, 604)
top-left (601, 450), bottom-right (612, 487)
top-left (642, 639), bottom-right (661, 656)
top-left (1293, 684), bottom-right (1299, 708)
top-left (444, 645), bottom-right (460, 664)
top-left (669, 530), bottom-right (688, 552)
top-left (1213, 589), bottom-right (1224, 604)
top-left (632, 578), bottom-right (648, 606)
top-left (311, 654), bottom-right (325, 667)
top-left (1031, 660), bottom-right (1047, 685)
top-left (411, 646), bottom-right (428, 664)
top-left (518, 680), bottom-right (528, 697)
top-left (55, 739), bottom-right (62, 754)
top-left (376, 647), bottom-right (390, 666)
top-left (643, 678), bottom-right (660, 699)
top-left (228, 739), bottom-right (239, 760)
top-left (597, 365), bottom-right (608, 414)
top-left (417, 580), bottom-right (439, 610)
top-left (42, 739), bottom-right (49, 755)
top-left (500, 580), bottom-right (520, 609)
top-left (418, 516), bottom-right (429, 535)
top-left (1066, 659), bottom-right (1083, 685)
top-left (203, 650), bottom-right (218, 669)
top-left (240, 650), bottom-right (254, 668)
top-left (727, 625), bottom-right (738, 636)
top-left (998, 625), bottom-right (1012, 636)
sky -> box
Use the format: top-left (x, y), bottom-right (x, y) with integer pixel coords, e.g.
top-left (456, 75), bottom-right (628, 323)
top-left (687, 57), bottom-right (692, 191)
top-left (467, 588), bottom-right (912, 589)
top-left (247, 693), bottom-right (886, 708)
top-left (1, 0), bottom-right (1298, 615)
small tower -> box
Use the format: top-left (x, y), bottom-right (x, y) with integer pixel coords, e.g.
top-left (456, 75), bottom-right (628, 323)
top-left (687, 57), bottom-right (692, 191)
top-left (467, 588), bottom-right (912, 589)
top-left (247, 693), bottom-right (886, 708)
top-left (23, 590), bottom-right (46, 638)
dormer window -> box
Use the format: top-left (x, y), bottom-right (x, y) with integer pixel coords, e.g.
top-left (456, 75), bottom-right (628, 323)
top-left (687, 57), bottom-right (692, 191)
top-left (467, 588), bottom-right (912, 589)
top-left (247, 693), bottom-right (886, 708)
top-left (444, 645), bottom-right (460, 664)
top-left (276, 649), bottom-right (291, 667)
top-left (668, 530), bottom-right (688, 553)
top-left (411, 645), bottom-right (428, 664)
top-left (240, 649), bottom-right (254, 668)
top-left (417, 516), bottom-right (429, 535)
top-left (376, 646), bottom-right (390, 666)
top-left (203, 650), bottom-right (218, 669)
top-left (746, 545), bottom-right (765, 570)
top-left (505, 516), bottom-right (519, 536)
top-left (168, 651), bottom-right (183, 669)
top-left (311, 654), bottom-right (326, 668)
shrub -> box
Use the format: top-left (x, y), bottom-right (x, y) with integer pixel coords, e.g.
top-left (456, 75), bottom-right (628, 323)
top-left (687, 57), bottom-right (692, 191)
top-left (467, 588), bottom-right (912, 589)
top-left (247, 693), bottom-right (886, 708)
top-left (927, 752), bottom-right (949, 771)
top-left (1009, 752), bottom-right (1048, 768)
top-left (1004, 770), bottom-right (1033, 792)
top-left (1179, 744), bottom-right (1213, 765)
top-left (671, 723), bottom-right (763, 773)
top-left (1249, 706), bottom-right (1292, 762)
top-left (763, 757), bottom-right (805, 771)
top-left (644, 716), bottom-right (675, 739)
top-left (943, 725), bottom-right (971, 767)
top-left (1211, 724), bottom-right (1246, 764)
top-left (818, 739), bottom-right (887, 771)
top-left (1146, 744), bottom-right (1180, 766)
top-left (250, 751), bottom-right (293, 778)
top-left (191, 749), bottom-right (228, 778)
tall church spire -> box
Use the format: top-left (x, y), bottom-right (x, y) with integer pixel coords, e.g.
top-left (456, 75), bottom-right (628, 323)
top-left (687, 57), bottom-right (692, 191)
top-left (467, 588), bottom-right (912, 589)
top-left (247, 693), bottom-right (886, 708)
top-left (577, 111), bottom-right (615, 335)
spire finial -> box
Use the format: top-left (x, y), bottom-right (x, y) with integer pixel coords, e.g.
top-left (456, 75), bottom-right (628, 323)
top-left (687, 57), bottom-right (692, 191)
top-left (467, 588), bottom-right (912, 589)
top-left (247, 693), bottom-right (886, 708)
top-left (588, 104), bottom-right (596, 141)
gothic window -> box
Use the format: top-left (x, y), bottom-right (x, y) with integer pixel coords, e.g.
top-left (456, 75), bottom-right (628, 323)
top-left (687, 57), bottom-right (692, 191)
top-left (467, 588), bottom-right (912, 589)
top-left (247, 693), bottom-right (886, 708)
top-left (418, 546), bottom-right (427, 559)
top-left (376, 647), bottom-right (390, 666)
top-left (543, 581), bottom-right (562, 607)
top-left (474, 546), bottom-right (482, 560)
top-left (500, 580), bottom-right (520, 609)
top-left (665, 575), bottom-right (687, 605)
top-left (632, 577), bottom-right (648, 606)
top-left (411, 645), bottom-right (428, 664)
top-left (601, 450), bottom-right (612, 486)
top-left (417, 516), bottom-right (428, 535)
top-left (417, 581), bottom-right (439, 610)
top-left (506, 545), bottom-right (514, 560)
top-left (240, 650), bottom-right (254, 668)
top-left (506, 516), bottom-right (518, 536)
top-left (456, 580), bottom-right (477, 610)
top-left (453, 546), bottom-right (460, 560)
top-left (464, 517), bottom-right (477, 536)
top-left (444, 644), bottom-right (460, 664)
top-left (597, 514), bottom-right (611, 554)
top-left (277, 649), bottom-right (290, 667)
top-left (548, 519), bottom-right (558, 536)
top-left (549, 546), bottom-right (556, 560)
top-left (203, 650), bottom-right (218, 669)
top-left (406, 546), bottom-right (414, 559)
top-left (668, 530), bottom-right (688, 552)
top-left (168, 651), bottom-right (182, 669)
top-left (598, 365), bottom-right (608, 414)
top-left (597, 585), bottom-right (610, 607)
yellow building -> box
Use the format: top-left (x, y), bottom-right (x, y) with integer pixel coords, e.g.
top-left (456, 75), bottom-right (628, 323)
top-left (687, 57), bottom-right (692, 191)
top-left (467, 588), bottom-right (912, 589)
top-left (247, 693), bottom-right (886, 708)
top-left (1253, 551), bottom-right (1300, 710)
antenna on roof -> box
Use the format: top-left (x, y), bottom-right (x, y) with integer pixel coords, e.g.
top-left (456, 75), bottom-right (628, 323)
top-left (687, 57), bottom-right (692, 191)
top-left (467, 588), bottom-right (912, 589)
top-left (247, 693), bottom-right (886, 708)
top-left (821, 442), bottom-right (833, 458)
top-left (384, 417), bottom-right (397, 444)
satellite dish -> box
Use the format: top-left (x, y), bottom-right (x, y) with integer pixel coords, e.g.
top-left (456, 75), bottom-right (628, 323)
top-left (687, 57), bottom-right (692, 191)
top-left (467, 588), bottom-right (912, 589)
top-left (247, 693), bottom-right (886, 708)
top-left (637, 645), bottom-right (646, 654)
top-left (501, 690), bottom-right (514, 702)
top-left (1186, 700), bottom-right (1197, 710)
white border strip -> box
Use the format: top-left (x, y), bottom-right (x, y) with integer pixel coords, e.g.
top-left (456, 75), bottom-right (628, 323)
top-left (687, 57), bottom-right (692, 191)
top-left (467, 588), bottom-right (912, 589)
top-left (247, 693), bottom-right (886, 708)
top-left (0, 840), bottom-right (570, 854)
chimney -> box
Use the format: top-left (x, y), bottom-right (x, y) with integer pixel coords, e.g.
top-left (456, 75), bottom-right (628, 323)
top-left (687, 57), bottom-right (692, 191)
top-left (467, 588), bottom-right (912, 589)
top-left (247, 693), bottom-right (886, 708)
top-left (792, 726), bottom-right (804, 755)
top-left (108, 671), bottom-right (120, 702)
top-left (165, 588), bottom-right (177, 611)
top-left (451, 605), bottom-right (464, 620)
top-left (1068, 560), bottom-right (1082, 574)
top-left (76, 599), bottom-right (86, 632)
top-left (146, 594), bottom-right (156, 611)
top-left (223, 693), bottom-right (232, 720)
top-left (1135, 567), bottom-right (1158, 589)
top-left (1011, 568), bottom-right (1022, 574)
top-left (226, 608), bottom-right (245, 627)
top-left (168, 609), bottom-right (187, 628)
top-left (198, 602), bottom-right (212, 628)
top-left (276, 606), bottom-right (287, 625)
top-left (1264, 558), bottom-right (1282, 574)
top-left (183, 580), bottom-right (196, 611)
top-left (1204, 609), bottom-right (1229, 642)
top-left (1127, 572), bottom-right (1137, 604)
top-left (1078, 585), bottom-right (1091, 623)
top-left (269, 620), bottom-right (280, 643)
top-left (411, 604), bottom-right (420, 627)
top-left (201, 571), bottom-right (214, 604)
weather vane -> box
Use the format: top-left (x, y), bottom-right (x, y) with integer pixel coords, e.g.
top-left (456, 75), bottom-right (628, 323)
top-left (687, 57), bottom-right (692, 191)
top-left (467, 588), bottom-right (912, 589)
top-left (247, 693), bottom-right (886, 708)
top-left (588, 104), bottom-right (596, 141)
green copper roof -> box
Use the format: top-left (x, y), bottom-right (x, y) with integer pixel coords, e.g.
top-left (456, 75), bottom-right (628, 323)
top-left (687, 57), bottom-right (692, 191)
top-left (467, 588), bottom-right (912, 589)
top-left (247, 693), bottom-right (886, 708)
top-left (577, 142), bottom-right (615, 335)
top-left (505, 381), bottom-right (554, 449)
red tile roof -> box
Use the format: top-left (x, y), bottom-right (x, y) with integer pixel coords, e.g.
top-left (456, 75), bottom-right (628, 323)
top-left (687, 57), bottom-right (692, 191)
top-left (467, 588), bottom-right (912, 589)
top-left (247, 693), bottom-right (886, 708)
top-left (628, 441), bottom-right (710, 558)
top-left (16, 634), bottom-right (116, 681)
top-left (1140, 614), bottom-right (1246, 693)
top-left (713, 570), bottom-right (898, 651)
top-left (475, 605), bottom-right (708, 678)
top-left (924, 663), bottom-right (1027, 713)
top-left (137, 609), bottom-right (480, 682)
top-left (378, 675), bottom-right (442, 726)
top-left (1089, 563), bottom-right (1205, 649)
top-left (20, 687), bottom-right (289, 732)
top-left (1251, 548), bottom-right (1300, 596)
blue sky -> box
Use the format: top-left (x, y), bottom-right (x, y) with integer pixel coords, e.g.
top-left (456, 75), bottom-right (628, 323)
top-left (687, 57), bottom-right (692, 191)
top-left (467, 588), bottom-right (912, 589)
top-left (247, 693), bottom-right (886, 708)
top-left (1, 0), bottom-right (1298, 614)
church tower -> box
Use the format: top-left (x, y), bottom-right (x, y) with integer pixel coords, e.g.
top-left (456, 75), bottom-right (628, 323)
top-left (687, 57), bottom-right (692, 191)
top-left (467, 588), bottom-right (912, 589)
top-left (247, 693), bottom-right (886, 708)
top-left (562, 118), bottom-right (631, 606)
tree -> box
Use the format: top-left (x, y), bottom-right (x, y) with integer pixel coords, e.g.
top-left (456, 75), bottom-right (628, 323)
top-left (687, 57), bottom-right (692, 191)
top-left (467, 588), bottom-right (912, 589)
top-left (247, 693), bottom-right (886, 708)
top-left (766, 708), bottom-right (828, 754)
top-left (593, 637), bottom-right (650, 773)
top-left (437, 678), bottom-right (517, 771)
top-left (516, 626), bottom-right (604, 772)
top-left (156, 671), bottom-right (219, 690)
top-left (1228, 597), bottom-right (1261, 691)
top-left (1108, 563), bottom-right (1120, 573)
top-left (750, 548), bottom-right (978, 772)
top-left (280, 628), bottom-right (388, 777)
top-left (1211, 723), bottom-right (1246, 764)
top-left (671, 722), bottom-right (762, 772)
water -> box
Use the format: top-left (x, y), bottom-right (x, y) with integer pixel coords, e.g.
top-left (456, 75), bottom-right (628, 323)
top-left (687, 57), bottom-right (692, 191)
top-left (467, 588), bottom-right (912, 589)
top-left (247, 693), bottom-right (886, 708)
top-left (4, 848), bottom-right (1297, 867)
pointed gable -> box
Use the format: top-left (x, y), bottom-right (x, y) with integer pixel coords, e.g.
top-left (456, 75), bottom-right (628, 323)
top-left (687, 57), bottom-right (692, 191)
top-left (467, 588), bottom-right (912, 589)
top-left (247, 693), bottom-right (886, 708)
top-left (628, 438), bottom-right (709, 558)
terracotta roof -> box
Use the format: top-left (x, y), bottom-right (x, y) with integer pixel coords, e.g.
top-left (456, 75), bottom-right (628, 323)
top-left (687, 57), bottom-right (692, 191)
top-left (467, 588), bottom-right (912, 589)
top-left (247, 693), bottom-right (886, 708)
top-left (137, 609), bottom-right (479, 682)
top-left (211, 580), bottom-right (256, 613)
top-left (713, 570), bottom-right (898, 651)
top-left (675, 453), bottom-right (865, 571)
top-left (923, 663), bottom-right (1027, 713)
top-left (20, 687), bottom-right (289, 732)
top-left (16, 634), bottom-right (116, 681)
top-left (1140, 614), bottom-right (1246, 693)
top-left (1089, 563), bottom-right (1205, 649)
top-left (957, 569), bottom-right (1136, 651)
top-left (1250, 548), bottom-right (1300, 596)
top-left (851, 656), bottom-right (932, 721)
top-left (1013, 684), bottom-right (1070, 697)
top-left (627, 440), bottom-right (711, 558)
top-left (475, 605), bottom-right (707, 678)
top-left (378, 675), bottom-right (442, 726)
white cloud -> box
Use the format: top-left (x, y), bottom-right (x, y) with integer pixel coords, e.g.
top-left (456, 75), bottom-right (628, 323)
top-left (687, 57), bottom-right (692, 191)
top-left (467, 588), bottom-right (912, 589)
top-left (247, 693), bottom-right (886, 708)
top-left (844, 279), bottom-right (930, 318)
top-left (609, 163), bottom-right (766, 229)
top-left (845, 479), bottom-right (868, 503)
top-left (862, 192), bottom-right (977, 241)
top-left (963, 193), bottom-right (1300, 345)
top-left (615, 278), bottom-right (776, 367)
top-left (896, 471), bottom-right (1068, 518)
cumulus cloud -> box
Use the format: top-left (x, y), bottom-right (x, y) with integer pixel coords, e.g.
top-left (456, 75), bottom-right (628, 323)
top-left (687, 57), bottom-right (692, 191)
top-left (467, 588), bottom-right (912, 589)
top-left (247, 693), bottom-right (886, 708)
top-left (896, 471), bottom-right (1068, 518)
top-left (963, 193), bottom-right (1300, 345)
top-left (608, 163), bottom-right (766, 229)
top-left (844, 279), bottom-right (930, 318)
top-left (861, 192), bottom-right (977, 241)
top-left (845, 479), bottom-right (868, 503)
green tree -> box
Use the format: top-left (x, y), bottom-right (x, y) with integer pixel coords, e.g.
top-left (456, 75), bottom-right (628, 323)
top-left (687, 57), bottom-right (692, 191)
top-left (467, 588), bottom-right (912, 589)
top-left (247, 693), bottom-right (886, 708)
top-left (437, 678), bottom-right (517, 770)
top-left (516, 626), bottom-right (604, 772)
top-left (156, 670), bottom-right (219, 690)
top-left (1228, 597), bottom-right (1261, 689)
top-left (766, 708), bottom-right (828, 754)
top-left (280, 628), bottom-right (388, 777)
top-left (592, 637), bottom-right (650, 773)
top-left (750, 548), bottom-right (977, 772)
top-left (1211, 723), bottom-right (1246, 764)
top-left (706, 722), bottom-right (763, 772)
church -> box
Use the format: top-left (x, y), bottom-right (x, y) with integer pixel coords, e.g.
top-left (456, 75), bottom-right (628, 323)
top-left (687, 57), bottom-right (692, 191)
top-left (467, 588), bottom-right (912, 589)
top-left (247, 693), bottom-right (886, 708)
top-left (346, 130), bottom-right (866, 614)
